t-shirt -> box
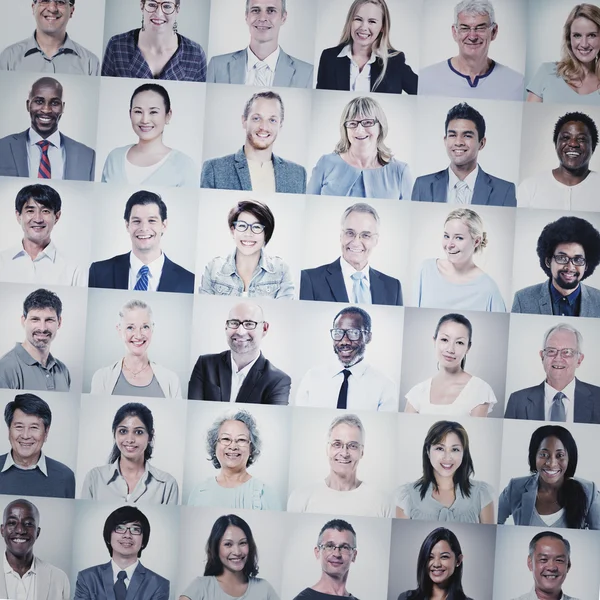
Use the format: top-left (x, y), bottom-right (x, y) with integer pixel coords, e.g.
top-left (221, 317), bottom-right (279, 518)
top-left (527, 62), bottom-right (600, 105)
top-left (182, 576), bottom-right (279, 600)
top-left (293, 589), bottom-right (359, 600)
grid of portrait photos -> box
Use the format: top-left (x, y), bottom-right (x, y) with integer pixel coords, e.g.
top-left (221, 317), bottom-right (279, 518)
top-left (2, 0), bottom-right (600, 599)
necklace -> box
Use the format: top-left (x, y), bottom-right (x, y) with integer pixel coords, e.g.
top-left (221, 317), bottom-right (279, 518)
top-left (122, 359), bottom-right (150, 378)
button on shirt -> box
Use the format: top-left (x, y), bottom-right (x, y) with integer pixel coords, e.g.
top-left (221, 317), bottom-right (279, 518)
top-left (128, 252), bottom-right (165, 292)
top-left (340, 256), bottom-right (371, 303)
top-left (245, 46), bottom-right (280, 86)
top-left (2, 451), bottom-right (48, 476)
top-left (27, 128), bottom-right (64, 180)
top-left (4, 554), bottom-right (36, 600)
top-left (230, 354), bottom-right (260, 402)
top-left (447, 165), bottom-right (479, 204)
top-left (544, 379), bottom-right (575, 423)
top-left (111, 560), bottom-right (139, 588)
top-left (337, 44), bottom-right (376, 92)
top-left (549, 281), bottom-right (581, 317)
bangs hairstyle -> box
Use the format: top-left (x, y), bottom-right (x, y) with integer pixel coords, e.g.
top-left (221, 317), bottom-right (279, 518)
top-left (108, 403), bottom-right (154, 464)
top-left (444, 102), bottom-right (486, 141)
top-left (103, 506), bottom-right (151, 558)
top-left (123, 190), bottom-right (168, 222)
top-left (204, 514), bottom-right (259, 579)
top-left (445, 208), bottom-right (488, 254)
top-left (15, 184), bottom-right (62, 214)
top-left (206, 410), bottom-right (262, 469)
top-left (416, 421), bottom-right (474, 500)
top-left (433, 313), bottom-right (473, 370)
top-left (335, 96), bottom-right (392, 164)
top-left (227, 199), bottom-right (275, 244)
top-left (4, 393), bottom-right (52, 430)
top-left (552, 111), bottom-right (599, 151)
top-left (129, 83), bottom-right (172, 114)
top-left (557, 4), bottom-right (600, 86)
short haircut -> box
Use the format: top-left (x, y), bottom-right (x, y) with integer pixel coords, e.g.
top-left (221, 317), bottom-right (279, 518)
top-left (227, 199), bottom-right (275, 244)
top-left (528, 531), bottom-right (571, 562)
top-left (434, 313), bottom-right (473, 369)
top-left (542, 323), bottom-right (583, 353)
top-left (332, 306), bottom-right (372, 332)
top-left (536, 216), bottom-right (600, 280)
top-left (245, 0), bottom-right (286, 14)
top-left (206, 410), bottom-right (262, 469)
top-left (242, 91), bottom-right (284, 122)
top-left (108, 403), bottom-right (154, 464)
top-left (445, 102), bottom-right (486, 141)
top-left (2, 499), bottom-right (40, 525)
top-left (103, 506), bottom-right (151, 557)
top-left (317, 518), bottom-right (357, 548)
top-left (454, 0), bottom-right (496, 25)
top-left (15, 184), bottom-right (61, 215)
top-left (4, 394), bottom-right (52, 431)
top-left (123, 190), bottom-right (167, 222)
top-left (340, 202), bottom-right (380, 226)
top-left (23, 288), bottom-right (62, 319)
top-left (29, 77), bottom-right (62, 99)
top-left (328, 413), bottom-right (365, 445)
top-left (118, 299), bottom-right (154, 323)
top-left (129, 83), bottom-right (171, 114)
top-left (553, 111), bottom-right (599, 152)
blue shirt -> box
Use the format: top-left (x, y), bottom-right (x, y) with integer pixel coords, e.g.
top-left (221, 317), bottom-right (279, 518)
top-left (549, 280), bottom-right (581, 317)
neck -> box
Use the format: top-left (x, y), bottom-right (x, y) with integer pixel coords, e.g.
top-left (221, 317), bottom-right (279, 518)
top-left (325, 472), bottom-right (360, 491)
top-left (339, 355), bottom-right (363, 370)
top-left (347, 146), bottom-right (378, 169)
top-left (21, 341), bottom-right (50, 367)
top-left (545, 377), bottom-right (573, 393)
top-left (31, 127), bottom-right (56, 141)
top-left (430, 584), bottom-right (449, 600)
top-left (343, 255), bottom-right (368, 272)
top-left (232, 349), bottom-right (260, 371)
top-left (119, 455), bottom-right (146, 473)
top-left (552, 164), bottom-right (590, 186)
top-left (450, 162), bottom-right (477, 179)
top-left (534, 586), bottom-right (563, 600)
top-left (21, 237), bottom-right (51, 260)
top-left (11, 449), bottom-right (41, 469)
top-left (436, 364), bottom-right (464, 377)
top-left (217, 467), bottom-right (250, 484)
top-left (453, 53), bottom-right (492, 77)
top-left (139, 28), bottom-right (177, 50)
top-left (249, 39), bottom-right (278, 61)
top-left (445, 258), bottom-right (477, 275)
top-left (537, 476), bottom-right (562, 494)
top-left (235, 249), bottom-right (260, 272)
top-left (551, 279), bottom-right (579, 297)
top-left (5, 550), bottom-right (34, 577)
top-left (243, 143), bottom-right (273, 164)
top-left (433, 473), bottom-right (455, 491)
top-left (123, 354), bottom-right (149, 371)
top-left (131, 247), bottom-right (161, 265)
top-left (134, 135), bottom-right (166, 152)
top-left (217, 567), bottom-right (247, 585)
top-left (113, 555), bottom-right (138, 570)
top-left (351, 42), bottom-right (372, 60)
top-left (35, 29), bottom-right (66, 56)
top-left (313, 572), bottom-right (349, 596)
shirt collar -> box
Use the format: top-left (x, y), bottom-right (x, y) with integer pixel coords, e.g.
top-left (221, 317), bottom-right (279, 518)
top-left (2, 450), bottom-right (48, 476)
top-left (4, 553), bottom-right (37, 576)
top-left (28, 128), bottom-right (62, 149)
top-left (129, 251), bottom-right (165, 281)
top-left (111, 559), bottom-right (139, 583)
top-left (246, 45), bottom-right (280, 72)
top-left (24, 31), bottom-right (78, 57)
top-left (107, 460), bottom-right (168, 485)
top-left (549, 280), bottom-right (581, 305)
top-left (340, 256), bottom-right (370, 283)
top-left (15, 343), bottom-right (56, 370)
top-left (337, 44), bottom-right (377, 66)
top-left (231, 352), bottom-right (260, 376)
top-left (448, 165), bottom-right (479, 190)
top-left (544, 378), bottom-right (576, 403)
top-left (10, 241), bottom-right (57, 262)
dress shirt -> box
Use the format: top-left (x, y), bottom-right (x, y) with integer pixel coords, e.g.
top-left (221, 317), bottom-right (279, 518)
top-left (27, 129), bottom-right (64, 180)
top-left (247, 157), bottom-right (276, 193)
top-left (111, 560), bottom-right (139, 588)
top-left (245, 46), bottom-right (280, 86)
top-left (549, 281), bottom-right (581, 317)
top-left (447, 165), bottom-right (479, 204)
top-left (1, 450), bottom-right (48, 476)
top-left (0, 241), bottom-right (85, 286)
top-left (230, 354), bottom-right (261, 402)
top-left (4, 554), bottom-right (36, 600)
top-left (544, 379), bottom-right (575, 423)
top-left (340, 256), bottom-right (371, 303)
top-left (511, 588), bottom-right (577, 600)
top-left (337, 44), bottom-right (376, 92)
top-left (128, 252), bottom-right (165, 292)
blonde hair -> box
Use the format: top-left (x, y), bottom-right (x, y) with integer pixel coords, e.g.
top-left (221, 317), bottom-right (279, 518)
top-left (556, 4), bottom-right (600, 86)
top-left (118, 299), bottom-right (154, 322)
top-left (334, 96), bottom-right (393, 165)
top-left (338, 0), bottom-right (399, 92)
top-left (445, 208), bottom-right (488, 253)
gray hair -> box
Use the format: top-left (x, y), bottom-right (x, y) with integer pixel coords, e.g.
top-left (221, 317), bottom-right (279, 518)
top-left (528, 531), bottom-right (571, 562)
top-left (454, 0), bottom-right (496, 26)
top-left (328, 414), bottom-right (365, 445)
top-left (542, 323), bottom-right (583, 353)
top-left (340, 203), bottom-right (380, 227)
top-left (206, 410), bottom-right (262, 469)
top-left (245, 0), bottom-right (287, 15)
top-left (118, 299), bottom-right (153, 322)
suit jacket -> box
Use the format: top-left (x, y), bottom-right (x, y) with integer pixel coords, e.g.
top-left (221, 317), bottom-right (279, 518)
top-left (411, 167), bottom-right (516, 207)
top-left (207, 48), bottom-right (313, 88)
top-left (504, 379), bottom-right (600, 424)
top-left (316, 44), bottom-right (418, 94)
top-left (512, 281), bottom-right (600, 317)
top-left (0, 556), bottom-right (69, 600)
top-left (0, 129), bottom-right (96, 181)
top-left (201, 147), bottom-right (306, 194)
top-left (74, 561), bottom-right (169, 600)
top-left (188, 350), bottom-right (291, 405)
top-left (299, 258), bottom-right (403, 306)
top-left (88, 252), bottom-right (194, 294)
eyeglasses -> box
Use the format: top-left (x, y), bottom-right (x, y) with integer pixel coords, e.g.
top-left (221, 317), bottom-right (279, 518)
top-left (552, 254), bottom-right (587, 267)
top-left (35, 0), bottom-right (73, 5)
top-left (233, 221), bottom-right (266, 234)
top-left (542, 347), bottom-right (579, 359)
top-left (330, 328), bottom-right (368, 341)
top-left (344, 119), bottom-right (378, 129)
top-left (226, 319), bottom-right (264, 330)
top-left (329, 440), bottom-right (363, 452)
top-left (114, 524), bottom-right (143, 536)
top-left (318, 543), bottom-right (356, 555)
top-left (455, 23), bottom-right (495, 34)
top-left (342, 230), bottom-right (378, 241)
top-left (144, 1), bottom-right (177, 14)
top-left (217, 435), bottom-right (251, 447)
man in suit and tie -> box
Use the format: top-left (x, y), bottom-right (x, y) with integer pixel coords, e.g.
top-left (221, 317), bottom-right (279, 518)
top-left (188, 300), bottom-right (291, 404)
top-left (504, 323), bottom-right (600, 424)
top-left (0, 76), bottom-right (95, 181)
top-left (88, 190), bottom-right (194, 294)
top-left (300, 203), bottom-right (402, 306)
top-left (75, 506), bottom-right (169, 600)
top-left (201, 90), bottom-right (306, 193)
top-left (207, 0), bottom-right (313, 88)
top-left (412, 102), bottom-right (516, 206)
top-left (512, 216), bottom-right (600, 317)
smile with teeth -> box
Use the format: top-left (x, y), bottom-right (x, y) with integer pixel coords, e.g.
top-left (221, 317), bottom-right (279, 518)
top-left (543, 469), bottom-right (561, 476)
top-left (11, 538), bottom-right (28, 543)
top-left (240, 240), bottom-right (256, 246)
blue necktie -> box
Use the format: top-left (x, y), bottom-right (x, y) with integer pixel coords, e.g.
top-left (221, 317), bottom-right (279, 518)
top-left (551, 392), bottom-right (566, 422)
top-left (134, 265), bottom-right (149, 291)
top-left (114, 571), bottom-right (127, 600)
top-left (351, 272), bottom-right (370, 304)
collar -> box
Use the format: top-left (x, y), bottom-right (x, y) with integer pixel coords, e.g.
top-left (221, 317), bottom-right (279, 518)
top-left (14, 343), bottom-right (56, 370)
top-left (330, 358), bottom-right (369, 378)
top-left (544, 378), bottom-right (576, 402)
top-left (222, 250), bottom-right (275, 276)
top-left (448, 165), bottom-right (479, 190)
top-left (106, 460), bottom-right (168, 485)
top-left (129, 251), bottom-right (165, 280)
top-left (10, 241), bottom-right (57, 262)
top-left (2, 450), bottom-right (48, 476)
top-left (340, 256), bottom-right (370, 283)
top-left (246, 45), bottom-right (280, 72)
top-left (337, 44), bottom-right (377, 66)
top-left (231, 352), bottom-right (260, 376)
top-left (549, 280), bottom-right (581, 305)
top-left (3, 553), bottom-right (37, 576)
top-left (28, 128), bottom-right (62, 150)
top-left (111, 559), bottom-right (139, 583)
top-left (24, 31), bottom-right (78, 58)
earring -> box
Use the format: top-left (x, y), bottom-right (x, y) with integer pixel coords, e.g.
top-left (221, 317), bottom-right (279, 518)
top-left (141, 14), bottom-right (145, 32)
top-left (173, 20), bottom-right (178, 34)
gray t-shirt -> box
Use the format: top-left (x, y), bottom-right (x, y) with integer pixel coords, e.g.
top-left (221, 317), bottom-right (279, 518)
top-left (527, 62), bottom-right (600, 105)
top-left (182, 576), bottom-right (279, 600)
top-left (112, 371), bottom-right (165, 398)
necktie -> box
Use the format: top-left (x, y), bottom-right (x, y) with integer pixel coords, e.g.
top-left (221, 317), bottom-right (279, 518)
top-left (351, 271), bottom-right (370, 304)
top-left (550, 392), bottom-right (566, 422)
top-left (337, 369), bottom-right (352, 409)
top-left (114, 571), bottom-right (127, 600)
top-left (254, 61), bottom-right (270, 87)
top-left (134, 265), bottom-right (150, 291)
top-left (37, 140), bottom-right (51, 179)
top-left (454, 180), bottom-right (469, 204)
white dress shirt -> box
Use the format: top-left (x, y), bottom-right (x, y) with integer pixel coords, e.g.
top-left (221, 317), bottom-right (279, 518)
top-left (340, 256), bottom-right (371, 303)
top-left (4, 554), bottom-right (36, 600)
top-left (27, 128), bottom-right (64, 180)
top-left (128, 252), bottom-right (165, 292)
top-left (1, 451), bottom-right (48, 476)
top-left (544, 379), bottom-right (575, 423)
top-left (111, 560), bottom-right (139, 588)
top-left (245, 46), bottom-right (280, 86)
top-left (337, 44), bottom-right (376, 92)
top-left (447, 165), bottom-right (479, 204)
top-left (230, 353), bottom-right (260, 402)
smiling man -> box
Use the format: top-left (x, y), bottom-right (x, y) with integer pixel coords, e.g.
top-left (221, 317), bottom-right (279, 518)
top-left (88, 190), bottom-right (194, 293)
top-left (518, 112), bottom-right (599, 211)
top-left (207, 0), bottom-right (313, 88)
top-left (505, 323), bottom-right (600, 423)
top-left (300, 203), bottom-right (402, 305)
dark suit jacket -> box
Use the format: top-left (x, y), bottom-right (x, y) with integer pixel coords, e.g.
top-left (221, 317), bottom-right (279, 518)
top-left (0, 129), bottom-right (96, 181)
top-left (411, 167), bottom-right (517, 207)
top-left (88, 252), bottom-right (194, 294)
top-left (512, 281), bottom-right (600, 317)
top-left (300, 258), bottom-right (403, 306)
top-left (188, 350), bottom-right (291, 405)
top-left (74, 561), bottom-right (169, 600)
top-left (504, 379), bottom-right (600, 424)
top-left (316, 44), bottom-right (418, 94)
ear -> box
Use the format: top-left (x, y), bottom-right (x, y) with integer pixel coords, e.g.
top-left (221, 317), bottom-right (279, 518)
top-left (161, 218), bottom-right (168, 233)
top-left (352, 549), bottom-right (357, 563)
top-left (539, 350), bottom-right (544, 362)
top-left (576, 352), bottom-right (584, 367)
top-left (364, 331), bottom-right (372, 345)
top-left (15, 210), bottom-right (21, 223)
top-left (527, 555), bottom-right (533, 572)
top-left (479, 136), bottom-right (486, 151)
top-left (20, 314), bottom-right (26, 328)
top-left (54, 210), bottom-right (61, 224)
top-left (36, 526), bottom-right (41, 540)
top-left (456, 553), bottom-right (463, 568)
top-left (281, 9), bottom-right (287, 25)
top-left (57, 316), bottom-right (62, 329)
top-left (490, 23), bottom-right (498, 41)
top-left (43, 426), bottom-right (50, 442)
top-left (313, 546), bottom-right (320, 560)
top-left (262, 321), bottom-right (270, 336)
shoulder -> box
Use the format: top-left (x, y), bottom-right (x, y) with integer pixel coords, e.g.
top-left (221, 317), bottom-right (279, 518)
top-left (260, 355), bottom-right (290, 378)
top-left (534, 61), bottom-right (559, 77)
top-left (44, 456), bottom-right (75, 477)
top-left (164, 255), bottom-right (194, 278)
top-left (168, 149), bottom-right (197, 167)
top-left (416, 170), bottom-right (446, 184)
top-left (320, 44), bottom-right (345, 60)
top-left (471, 478), bottom-right (494, 496)
top-left (77, 562), bottom-right (109, 579)
top-left (407, 378), bottom-right (431, 395)
top-left (0, 38), bottom-right (30, 57)
top-left (273, 153), bottom-right (305, 172)
top-left (37, 557), bottom-right (68, 578)
top-left (204, 153), bottom-right (237, 167)
top-left (573, 476), bottom-right (596, 495)
top-left (179, 34), bottom-right (206, 55)
top-left (493, 61), bottom-right (525, 80)
top-left (61, 133), bottom-right (94, 153)
top-left (281, 49), bottom-right (313, 70)
top-left (582, 282), bottom-right (600, 298)
top-left (480, 169), bottom-right (514, 188)
top-left (386, 157), bottom-right (408, 172)
top-left (370, 266), bottom-right (400, 285)
top-left (514, 282), bottom-right (545, 299)
top-left (303, 260), bottom-right (336, 277)
top-left (505, 475), bottom-right (535, 493)
top-left (91, 252), bottom-right (129, 270)
top-left (106, 30), bottom-right (135, 47)
top-left (468, 376), bottom-right (495, 396)
top-left (104, 145), bottom-right (130, 160)
top-left (147, 463), bottom-right (177, 486)
top-left (210, 50), bottom-right (244, 65)
top-left (575, 378), bottom-right (600, 394)
top-left (419, 60), bottom-right (448, 77)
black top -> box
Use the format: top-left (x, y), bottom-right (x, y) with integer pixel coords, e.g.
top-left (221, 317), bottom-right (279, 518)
top-left (293, 588), bottom-right (359, 600)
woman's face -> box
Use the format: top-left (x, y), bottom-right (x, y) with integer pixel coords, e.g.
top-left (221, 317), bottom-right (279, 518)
top-left (428, 432), bottom-right (464, 480)
top-left (346, 113), bottom-right (380, 155)
top-left (434, 321), bottom-right (470, 370)
top-left (218, 525), bottom-right (249, 574)
top-left (428, 540), bottom-right (461, 587)
top-left (115, 415), bottom-right (150, 462)
top-left (350, 2), bottom-right (384, 52)
top-left (215, 420), bottom-right (251, 471)
top-left (442, 218), bottom-right (479, 265)
top-left (230, 210), bottom-right (266, 257)
top-left (570, 16), bottom-right (600, 65)
top-left (536, 436), bottom-right (569, 487)
top-left (129, 90), bottom-right (171, 142)
top-left (141, 0), bottom-right (180, 33)
top-left (118, 308), bottom-right (153, 356)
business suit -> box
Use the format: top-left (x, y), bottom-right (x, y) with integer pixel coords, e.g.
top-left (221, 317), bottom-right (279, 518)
top-left (0, 129), bottom-right (96, 181)
top-left (201, 147), bottom-right (306, 194)
top-left (316, 44), bottom-right (418, 94)
top-left (188, 350), bottom-right (291, 405)
top-left (0, 557), bottom-right (69, 599)
top-left (512, 281), bottom-right (600, 317)
top-left (504, 379), bottom-right (600, 424)
top-left (300, 258), bottom-right (403, 306)
top-left (88, 252), bottom-right (194, 294)
top-left (75, 561), bottom-right (169, 600)
top-left (411, 167), bottom-right (517, 207)
top-left (207, 48), bottom-right (313, 88)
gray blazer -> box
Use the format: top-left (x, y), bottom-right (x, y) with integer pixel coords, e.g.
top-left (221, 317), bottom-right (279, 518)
top-left (207, 48), bottom-right (313, 88)
top-left (0, 129), bottom-right (96, 181)
top-left (411, 167), bottom-right (516, 206)
top-left (0, 556), bottom-right (70, 599)
top-left (201, 147), bottom-right (306, 193)
top-left (498, 474), bottom-right (600, 528)
top-left (512, 281), bottom-right (600, 317)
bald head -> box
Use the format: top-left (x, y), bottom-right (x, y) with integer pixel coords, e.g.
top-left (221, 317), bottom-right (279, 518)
top-left (225, 301), bottom-right (269, 360)
top-left (3, 499), bottom-right (39, 525)
top-left (29, 77), bottom-right (63, 100)
top-left (228, 301), bottom-right (264, 323)
top-left (27, 77), bottom-right (64, 138)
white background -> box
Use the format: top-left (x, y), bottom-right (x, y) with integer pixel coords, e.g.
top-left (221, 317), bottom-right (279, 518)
top-left (181, 401), bottom-right (292, 507)
top-left (399, 307), bottom-right (510, 417)
top-left (94, 77), bottom-right (205, 182)
top-left (75, 395), bottom-right (188, 501)
top-left (82, 288), bottom-right (193, 394)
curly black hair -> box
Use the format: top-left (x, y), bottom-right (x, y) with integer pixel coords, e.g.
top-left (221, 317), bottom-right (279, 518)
top-left (553, 111), bottom-right (599, 152)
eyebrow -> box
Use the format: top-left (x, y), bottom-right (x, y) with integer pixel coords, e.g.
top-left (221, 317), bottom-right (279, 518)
top-left (447, 128), bottom-right (476, 134)
top-left (132, 105), bottom-right (162, 110)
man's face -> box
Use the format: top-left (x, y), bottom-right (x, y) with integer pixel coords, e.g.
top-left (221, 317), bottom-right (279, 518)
top-left (110, 521), bottom-right (143, 562)
top-left (528, 537), bottom-right (570, 597)
top-left (226, 303), bottom-right (268, 355)
top-left (332, 313), bottom-right (370, 367)
top-left (125, 203), bottom-right (166, 256)
top-left (242, 97), bottom-right (282, 152)
top-left (547, 242), bottom-right (587, 293)
top-left (21, 307), bottom-right (61, 352)
top-left (556, 121), bottom-right (594, 172)
top-left (32, 0), bottom-right (74, 38)
top-left (340, 211), bottom-right (379, 271)
top-left (315, 528), bottom-right (357, 580)
top-left (8, 409), bottom-right (49, 465)
top-left (444, 118), bottom-right (485, 170)
top-left (540, 329), bottom-right (584, 391)
top-left (452, 11), bottom-right (497, 61)
top-left (16, 198), bottom-right (60, 247)
top-left (1, 502), bottom-right (40, 559)
top-left (246, 0), bottom-right (287, 46)
top-left (327, 423), bottom-right (364, 479)
top-left (26, 81), bottom-right (64, 138)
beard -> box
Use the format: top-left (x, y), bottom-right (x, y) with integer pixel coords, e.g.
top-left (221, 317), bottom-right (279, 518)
top-left (554, 270), bottom-right (581, 291)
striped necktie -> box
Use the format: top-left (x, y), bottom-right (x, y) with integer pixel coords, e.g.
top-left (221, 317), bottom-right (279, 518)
top-left (134, 265), bottom-right (150, 291)
top-left (454, 180), bottom-right (469, 204)
top-left (254, 61), bottom-right (270, 87)
top-left (37, 140), bottom-right (51, 179)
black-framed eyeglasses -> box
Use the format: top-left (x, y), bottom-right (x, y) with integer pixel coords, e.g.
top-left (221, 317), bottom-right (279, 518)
top-left (344, 119), bottom-right (378, 129)
top-left (35, 0), bottom-right (73, 6)
top-left (552, 254), bottom-right (586, 267)
top-left (330, 328), bottom-right (368, 341)
top-left (318, 542), bottom-right (356, 555)
top-left (114, 524), bottom-right (143, 536)
top-left (233, 220), bottom-right (266, 234)
top-left (143, 0), bottom-right (178, 15)
top-left (542, 347), bottom-right (579, 359)
top-left (226, 319), bottom-right (264, 330)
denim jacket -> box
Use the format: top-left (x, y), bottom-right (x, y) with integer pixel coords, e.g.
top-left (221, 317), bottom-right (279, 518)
top-left (199, 251), bottom-right (295, 299)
